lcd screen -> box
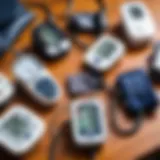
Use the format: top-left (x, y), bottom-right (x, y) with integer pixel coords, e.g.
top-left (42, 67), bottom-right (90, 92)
top-left (96, 40), bottom-right (117, 58)
top-left (2, 114), bottom-right (30, 139)
top-left (40, 25), bottom-right (61, 45)
top-left (78, 104), bottom-right (101, 136)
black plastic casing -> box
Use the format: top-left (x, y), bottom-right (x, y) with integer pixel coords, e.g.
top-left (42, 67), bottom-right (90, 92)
top-left (67, 11), bottom-right (107, 34)
top-left (33, 21), bottom-right (71, 60)
top-left (67, 72), bottom-right (104, 96)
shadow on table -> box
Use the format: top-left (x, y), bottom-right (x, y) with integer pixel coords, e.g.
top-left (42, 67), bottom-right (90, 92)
top-left (0, 147), bottom-right (22, 160)
top-left (136, 148), bottom-right (160, 160)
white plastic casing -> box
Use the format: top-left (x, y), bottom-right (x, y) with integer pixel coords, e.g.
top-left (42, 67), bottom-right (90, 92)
top-left (13, 54), bottom-right (61, 106)
top-left (0, 73), bottom-right (14, 105)
top-left (0, 105), bottom-right (45, 155)
top-left (85, 35), bottom-right (125, 72)
top-left (70, 98), bottom-right (107, 147)
top-left (121, 1), bottom-right (156, 46)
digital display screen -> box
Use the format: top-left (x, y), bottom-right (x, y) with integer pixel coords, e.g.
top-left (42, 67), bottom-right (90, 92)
top-left (96, 41), bottom-right (117, 58)
top-left (2, 115), bottom-right (30, 138)
top-left (78, 104), bottom-right (101, 136)
top-left (40, 25), bottom-right (61, 45)
top-left (129, 6), bottom-right (144, 19)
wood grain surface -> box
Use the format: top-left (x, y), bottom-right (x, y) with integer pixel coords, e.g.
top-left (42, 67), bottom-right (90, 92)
top-left (0, 0), bottom-right (160, 160)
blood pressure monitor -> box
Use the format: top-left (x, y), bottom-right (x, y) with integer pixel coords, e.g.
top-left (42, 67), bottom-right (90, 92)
top-left (67, 72), bottom-right (104, 96)
top-left (85, 35), bottom-right (125, 72)
top-left (121, 1), bottom-right (156, 46)
top-left (33, 22), bottom-right (72, 59)
top-left (0, 73), bottom-right (14, 106)
top-left (70, 99), bottom-right (107, 147)
top-left (13, 54), bottom-right (61, 106)
top-left (0, 106), bottom-right (45, 155)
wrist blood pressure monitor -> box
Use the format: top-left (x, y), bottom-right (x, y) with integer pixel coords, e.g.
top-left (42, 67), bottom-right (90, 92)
top-left (121, 1), bottom-right (156, 47)
top-left (85, 35), bottom-right (125, 72)
top-left (0, 106), bottom-right (45, 155)
top-left (13, 54), bottom-right (61, 106)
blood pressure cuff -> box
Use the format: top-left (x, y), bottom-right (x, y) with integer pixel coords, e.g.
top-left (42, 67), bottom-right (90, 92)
top-left (0, 3), bottom-right (33, 56)
top-left (116, 70), bottom-right (157, 115)
top-left (67, 72), bottom-right (104, 96)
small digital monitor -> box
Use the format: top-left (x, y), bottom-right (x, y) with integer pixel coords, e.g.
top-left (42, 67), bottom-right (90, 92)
top-left (85, 35), bottom-right (125, 72)
top-left (13, 54), bottom-right (61, 106)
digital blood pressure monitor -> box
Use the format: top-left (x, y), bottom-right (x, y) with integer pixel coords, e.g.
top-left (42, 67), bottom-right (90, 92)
top-left (85, 35), bottom-right (125, 72)
top-left (13, 54), bottom-right (61, 106)
top-left (23, 2), bottom-right (72, 60)
top-left (33, 22), bottom-right (72, 59)
top-left (67, 72), bottom-right (104, 96)
top-left (49, 98), bottom-right (107, 159)
top-left (70, 99), bottom-right (107, 147)
top-left (121, 1), bottom-right (156, 46)
top-left (66, 0), bottom-right (107, 49)
top-left (0, 73), bottom-right (14, 106)
top-left (0, 106), bottom-right (45, 155)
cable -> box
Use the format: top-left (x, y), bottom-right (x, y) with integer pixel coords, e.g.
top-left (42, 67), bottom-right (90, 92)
top-left (66, 0), bottom-right (105, 18)
top-left (49, 121), bottom-right (68, 160)
top-left (70, 33), bottom-right (90, 50)
top-left (66, 0), bottom-right (107, 49)
top-left (49, 121), bottom-right (96, 160)
top-left (23, 1), bottom-right (53, 21)
top-left (108, 88), bottom-right (144, 137)
top-left (24, 0), bottom-right (106, 49)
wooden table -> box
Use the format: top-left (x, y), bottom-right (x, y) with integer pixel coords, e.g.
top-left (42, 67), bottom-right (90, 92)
top-left (1, 0), bottom-right (160, 159)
